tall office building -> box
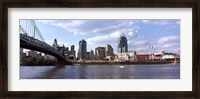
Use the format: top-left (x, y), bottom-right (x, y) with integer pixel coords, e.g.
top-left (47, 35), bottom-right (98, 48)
top-left (118, 34), bottom-right (128, 53)
top-left (60, 44), bottom-right (65, 54)
top-left (64, 45), bottom-right (76, 60)
top-left (52, 39), bottom-right (58, 50)
top-left (95, 47), bottom-right (105, 59)
top-left (65, 47), bottom-right (69, 52)
top-left (90, 50), bottom-right (94, 56)
top-left (71, 45), bottom-right (75, 51)
top-left (105, 44), bottom-right (114, 57)
top-left (78, 39), bottom-right (87, 60)
top-left (70, 45), bottom-right (76, 60)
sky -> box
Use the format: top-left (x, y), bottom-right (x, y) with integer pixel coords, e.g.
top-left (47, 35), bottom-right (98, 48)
top-left (20, 19), bottom-right (180, 55)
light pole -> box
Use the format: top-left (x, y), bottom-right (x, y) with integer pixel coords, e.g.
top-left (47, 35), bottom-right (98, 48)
top-left (149, 46), bottom-right (153, 60)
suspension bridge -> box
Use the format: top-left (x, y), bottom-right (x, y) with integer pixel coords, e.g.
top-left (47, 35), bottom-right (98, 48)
top-left (20, 20), bottom-right (72, 65)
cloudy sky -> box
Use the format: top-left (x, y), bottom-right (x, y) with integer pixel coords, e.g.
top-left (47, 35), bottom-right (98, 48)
top-left (20, 19), bottom-right (180, 54)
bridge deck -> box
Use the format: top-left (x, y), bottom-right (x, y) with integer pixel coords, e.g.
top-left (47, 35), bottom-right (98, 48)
top-left (20, 34), bottom-right (65, 59)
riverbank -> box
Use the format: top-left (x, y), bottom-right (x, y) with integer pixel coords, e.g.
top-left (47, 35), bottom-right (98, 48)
top-left (74, 61), bottom-right (175, 65)
top-left (20, 60), bottom-right (178, 66)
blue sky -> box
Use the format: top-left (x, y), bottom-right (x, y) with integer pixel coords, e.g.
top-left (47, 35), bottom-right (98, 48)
top-left (20, 19), bottom-right (180, 54)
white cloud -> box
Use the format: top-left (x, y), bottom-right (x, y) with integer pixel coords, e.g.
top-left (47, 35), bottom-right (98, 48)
top-left (38, 20), bottom-right (140, 54)
top-left (142, 20), bottom-right (180, 30)
top-left (39, 20), bottom-right (86, 35)
top-left (110, 31), bottom-right (122, 38)
top-left (87, 35), bottom-right (110, 45)
top-left (86, 31), bottom-right (136, 54)
top-left (128, 39), bottom-right (151, 53)
top-left (128, 40), bottom-right (149, 46)
top-left (86, 30), bottom-right (138, 47)
top-left (154, 36), bottom-right (180, 53)
top-left (158, 42), bottom-right (180, 53)
top-left (158, 36), bottom-right (180, 43)
top-left (142, 20), bottom-right (169, 26)
top-left (162, 43), bottom-right (177, 48)
top-left (38, 20), bottom-right (139, 36)
top-left (127, 32), bottom-right (134, 36)
top-left (38, 20), bottom-right (180, 54)
top-left (127, 35), bottom-right (180, 54)
top-left (91, 22), bottom-right (125, 33)
top-left (86, 31), bottom-right (122, 45)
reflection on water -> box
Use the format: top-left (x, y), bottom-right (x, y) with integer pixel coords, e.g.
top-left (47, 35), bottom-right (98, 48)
top-left (20, 64), bottom-right (180, 79)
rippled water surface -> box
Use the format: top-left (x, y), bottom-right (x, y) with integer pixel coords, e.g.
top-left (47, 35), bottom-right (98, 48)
top-left (20, 64), bottom-right (180, 79)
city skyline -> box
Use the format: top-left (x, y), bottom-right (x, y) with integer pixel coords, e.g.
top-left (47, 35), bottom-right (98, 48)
top-left (19, 20), bottom-right (181, 79)
top-left (20, 19), bottom-right (180, 54)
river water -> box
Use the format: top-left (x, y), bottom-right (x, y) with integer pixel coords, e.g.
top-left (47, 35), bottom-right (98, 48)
top-left (20, 63), bottom-right (180, 79)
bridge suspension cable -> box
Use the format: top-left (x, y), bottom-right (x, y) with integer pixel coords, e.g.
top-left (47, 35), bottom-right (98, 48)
top-left (20, 19), bottom-right (68, 62)
top-left (20, 20), bottom-right (45, 42)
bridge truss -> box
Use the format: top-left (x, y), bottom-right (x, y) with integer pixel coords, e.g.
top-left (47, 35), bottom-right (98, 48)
top-left (20, 20), bottom-right (65, 59)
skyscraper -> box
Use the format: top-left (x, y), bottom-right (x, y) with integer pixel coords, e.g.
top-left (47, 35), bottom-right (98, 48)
top-left (71, 45), bottom-right (75, 51)
top-left (105, 44), bottom-right (114, 57)
top-left (52, 39), bottom-right (58, 50)
top-left (70, 45), bottom-right (76, 60)
top-left (65, 47), bottom-right (69, 52)
top-left (118, 34), bottom-right (128, 53)
top-left (78, 39), bottom-right (87, 60)
top-left (90, 50), bottom-right (94, 56)
top-left (95, 47), bottom-right (105, 59)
